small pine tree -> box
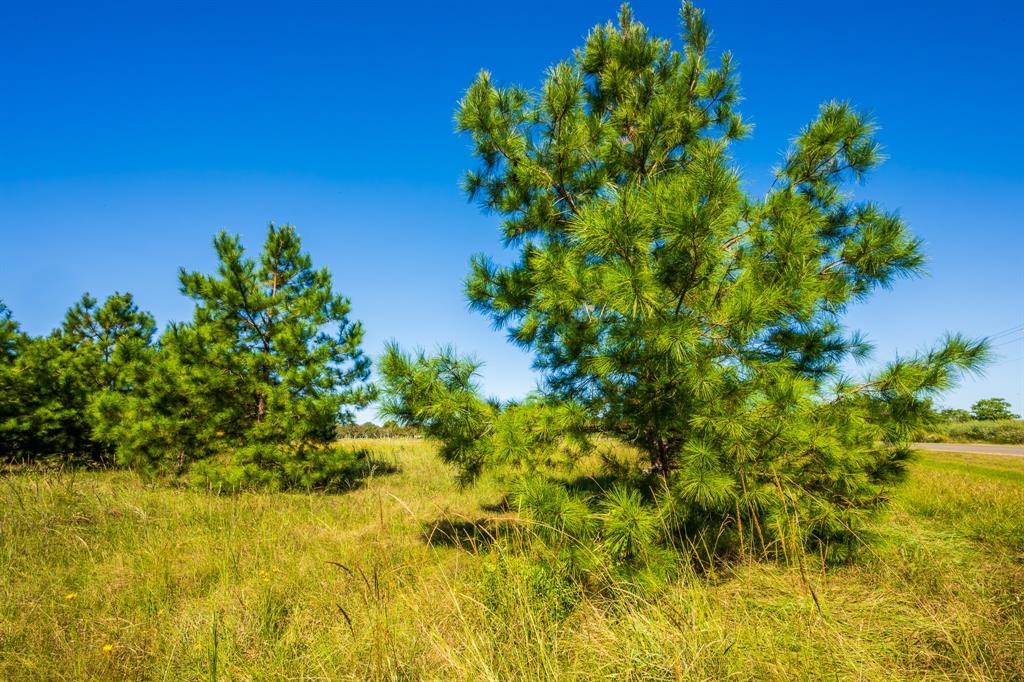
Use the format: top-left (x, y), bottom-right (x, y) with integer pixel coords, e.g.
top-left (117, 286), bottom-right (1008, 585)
top-left (93, 224), bottom-right (373, 489)
top-left (381, 3), bottom-right (988, 566)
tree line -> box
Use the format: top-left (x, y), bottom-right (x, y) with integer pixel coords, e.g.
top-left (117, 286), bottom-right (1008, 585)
top-left (934, 398), bottom-right (1019, 423)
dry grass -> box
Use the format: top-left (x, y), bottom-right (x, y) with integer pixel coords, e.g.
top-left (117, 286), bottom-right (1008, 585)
top-left (1, 440), bottom-right (1022, 680)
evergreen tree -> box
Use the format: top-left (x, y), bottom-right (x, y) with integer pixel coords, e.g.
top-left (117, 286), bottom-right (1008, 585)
top-left (0, 294), bottom-right (155, 463)
top-left (0, 301), bottom-right (28, 459)
top-left (93, 224), bottom-right (374, 489)
top-left (59, 293), bottom-right (156, 393)
top-left (382, 3), bottom-right (988, 565)
top-left (0, 301), bottom-right (18, 363)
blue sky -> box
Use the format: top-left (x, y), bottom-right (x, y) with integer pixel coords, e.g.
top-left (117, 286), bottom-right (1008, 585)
top-left (1, 1), bottom-right (1021, 419)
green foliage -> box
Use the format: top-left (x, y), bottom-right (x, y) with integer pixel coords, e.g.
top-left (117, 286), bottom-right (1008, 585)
top-left (92, 224), bottom-right (373, 488)
top-left (0, 294), bottom-right (155, 463)
top-left (0, 301), bottom-right (19, 362)
top-left (970, 397), bottom-right (1019, 421)
top-left (189, 444), bottom-right (379, 492)
top-left (937, 407), bottom-right (972, 423)
top-left (335, 421), bottom-right (421, 439)
top-left (0, 301), bottom-right (27, 458)
top-left (379, 344), bottom-right (589, 484)
top-left (382, 3), bottom-right (989, 569)
top-left (917, 419), bottom-right (1024, 445)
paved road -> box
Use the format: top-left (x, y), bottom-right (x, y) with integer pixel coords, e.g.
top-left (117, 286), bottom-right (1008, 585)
top-left (913, 442), bottom-right (1024, 457)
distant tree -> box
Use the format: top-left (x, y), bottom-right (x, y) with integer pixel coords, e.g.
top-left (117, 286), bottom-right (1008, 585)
top-left (938, 408), bottom-right (972, 423)
top-left (92, 224), bottom-right (373, 489)
top-left (382, 3), bottom-right (988, 566)
top-left (335, 420), bottom-right (422, 439)
top-left (0, 294), bottom-right (154, 463)
top-left (970, 398), bottom-right (1019, 421)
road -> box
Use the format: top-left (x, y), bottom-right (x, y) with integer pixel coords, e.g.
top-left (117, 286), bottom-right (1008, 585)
top-left (913, 442), bottom-right (1024, 458)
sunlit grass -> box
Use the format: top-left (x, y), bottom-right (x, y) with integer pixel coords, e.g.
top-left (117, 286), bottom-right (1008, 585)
top-left (900, 450), bottom-right (1024, 551)
top-left (917, 419), bottom-right (1024, 445)
top-left (1, 440), bottom-right (1021, 680)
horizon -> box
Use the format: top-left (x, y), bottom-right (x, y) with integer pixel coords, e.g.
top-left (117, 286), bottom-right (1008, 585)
top-left (2, 0), bottom-right (1021, 417)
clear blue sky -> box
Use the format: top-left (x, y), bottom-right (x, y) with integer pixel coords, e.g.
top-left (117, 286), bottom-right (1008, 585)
top-left (2, 1), bottom-right (1021, 419)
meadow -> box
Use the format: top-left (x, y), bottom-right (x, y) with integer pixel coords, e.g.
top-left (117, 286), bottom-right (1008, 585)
top-left (1, 440), bottom-right (1022, 681)
top-left (916, 419), bottom-right (1024, 445)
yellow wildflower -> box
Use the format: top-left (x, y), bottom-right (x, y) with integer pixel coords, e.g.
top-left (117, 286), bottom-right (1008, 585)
top-left (102, 644), bottom-right (114, 653)
top-left (64, 592), bottom-right (77, 600)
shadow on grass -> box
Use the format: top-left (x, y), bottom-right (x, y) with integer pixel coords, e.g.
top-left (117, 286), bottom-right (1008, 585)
top-left (560, 473), bottom-right (623, 497)
top-left (480, 496), bottom-right (511, 513)
top-left (421, 515), bottom-right (523, 551)
top-left (353, 453), bottom-right (401, 480)
top-left (290, 449), bottom-right (402, 495)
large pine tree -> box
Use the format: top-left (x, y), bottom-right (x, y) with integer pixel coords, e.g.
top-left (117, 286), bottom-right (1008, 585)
top-left (382, 3), bottom-right (988, 564)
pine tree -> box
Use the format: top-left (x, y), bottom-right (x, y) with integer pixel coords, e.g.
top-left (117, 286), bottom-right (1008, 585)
top-left (93, 224), bottom-right (373, 490)
top-left (0, 301), bottom-right (28, 460)
top-left (0, 294), bottom-right (155, 463)
top-left (381, 3), bottom-right (988, 564)
top-left (59, 293), bottom-right (156, 393)
top-left (0, 301), bottom-right (18, 363)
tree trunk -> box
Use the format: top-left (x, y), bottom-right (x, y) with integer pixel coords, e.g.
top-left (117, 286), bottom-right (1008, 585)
top-left (651, 438), bottom-right (672, 478)
top-left (255, 391), bottom-right (267, 422)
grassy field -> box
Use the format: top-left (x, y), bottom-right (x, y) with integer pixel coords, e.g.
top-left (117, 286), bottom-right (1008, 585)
top-left (1, 440), bottom-right (1022, 680)
top-left (916, 419), bottom-right (1024, 445)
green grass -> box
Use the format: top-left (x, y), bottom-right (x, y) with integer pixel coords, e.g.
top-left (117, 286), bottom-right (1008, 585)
top-left (1, 440), bottom-right (1022, 680)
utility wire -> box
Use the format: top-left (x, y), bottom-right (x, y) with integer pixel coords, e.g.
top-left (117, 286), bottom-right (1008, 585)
top-left (985, 324), bottom-right (1024, 341)
top-left (991, 334), bottom-right (1024, 349)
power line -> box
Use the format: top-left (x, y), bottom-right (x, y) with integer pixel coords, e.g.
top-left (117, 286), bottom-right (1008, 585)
top-left (986, 324), bottom-right (1024, 341)
top-left (991, 334), bottom-right (1024, 349)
